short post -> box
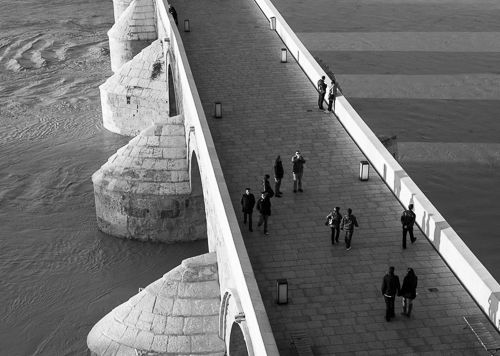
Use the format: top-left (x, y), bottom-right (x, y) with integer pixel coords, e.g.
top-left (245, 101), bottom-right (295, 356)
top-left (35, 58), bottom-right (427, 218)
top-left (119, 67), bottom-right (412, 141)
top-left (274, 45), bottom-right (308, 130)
top-left (184, 19), bottom-right (190, 32)
top-left (214, 102), bottom-right (222, 118)
top-left (276, 279), bottom-right (288, 304)
top-left (270, 16), bottom-right (276, 30)
top-left (359, 161), bottom-right (369, 181)
top-left (281, 48), bottom-right (287, 63)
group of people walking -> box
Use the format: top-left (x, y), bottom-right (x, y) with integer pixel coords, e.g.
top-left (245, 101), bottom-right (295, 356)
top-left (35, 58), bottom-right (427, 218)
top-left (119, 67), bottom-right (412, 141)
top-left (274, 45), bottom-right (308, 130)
top-left (240, 151), bottom-right (306, 235)
top-left (325, 207), bottom-right (358, 250)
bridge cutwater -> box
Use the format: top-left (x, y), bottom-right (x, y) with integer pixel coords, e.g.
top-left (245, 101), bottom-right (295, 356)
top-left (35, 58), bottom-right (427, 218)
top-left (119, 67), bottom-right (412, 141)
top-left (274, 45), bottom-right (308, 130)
top-left (86, 0), bottom-right (500, 354)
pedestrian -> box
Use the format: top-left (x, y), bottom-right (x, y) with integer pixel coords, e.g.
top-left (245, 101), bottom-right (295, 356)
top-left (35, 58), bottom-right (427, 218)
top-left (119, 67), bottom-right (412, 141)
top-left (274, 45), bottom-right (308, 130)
top-left (274, 155), bottom-right (284, 198)
top-left (256, 192), bottom-right (271, 235)
top-left (340, 208), bottom-right (358, 250)
top-left (381, 266), bottom-right (401, 322)
top-left (401, 203), bottom-right (416, 249)
top-left (327, 80), bottom-right (340, 112)
top-left (240, 188), bottom-right (255, 232)
top-left (325, 207), bottom-right (342, 244)
top-left (399, 268), bottom-right (418, 317)
top-left (317, 76), bottom-right (327, 110)
top-left (168, 4), bottom-right (178, 25)
top-left (291, 150), bottom-right (306, 193)
top-left (262, 174), bottom-right (274, 198)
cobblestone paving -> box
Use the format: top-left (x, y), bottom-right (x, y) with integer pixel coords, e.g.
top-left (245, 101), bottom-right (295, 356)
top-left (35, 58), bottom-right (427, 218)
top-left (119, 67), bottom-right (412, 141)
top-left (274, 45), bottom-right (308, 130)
top-left (173, 0), bottom-right (494, 354)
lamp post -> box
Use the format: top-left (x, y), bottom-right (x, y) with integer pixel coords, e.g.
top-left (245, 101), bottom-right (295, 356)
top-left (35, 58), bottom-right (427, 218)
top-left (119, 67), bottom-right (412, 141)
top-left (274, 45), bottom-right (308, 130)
top-left (281, 48), bottom-right (287, 63)
top-left (276, 279), bottom-right (288, 304)
top-left (214, 102), bottom-right (222, 118)
top-left (184, 19), bottom-right (190, 32)
top-left (270, 16), bottom-right (276, 30)
top-left (359, 161), bottom-right (370, 181)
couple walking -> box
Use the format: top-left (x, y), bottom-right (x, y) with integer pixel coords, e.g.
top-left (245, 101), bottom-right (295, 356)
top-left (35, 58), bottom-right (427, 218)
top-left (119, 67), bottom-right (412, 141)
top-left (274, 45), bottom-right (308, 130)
top-left (381, 266), bottom-right (418, 322)
top-left (325, 207), bottom-right (359, 250)
top-left (241, 188), bottom-right (271, 235)
top-left (271, 151), bottom-right (305, 196)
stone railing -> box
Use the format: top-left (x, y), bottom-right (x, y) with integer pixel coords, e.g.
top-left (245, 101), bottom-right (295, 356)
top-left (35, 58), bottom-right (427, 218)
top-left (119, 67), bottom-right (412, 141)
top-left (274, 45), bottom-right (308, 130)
top-left (252, 0), bottom-right (500, 331)
top-left (156, 1), bottom-right (280, 354)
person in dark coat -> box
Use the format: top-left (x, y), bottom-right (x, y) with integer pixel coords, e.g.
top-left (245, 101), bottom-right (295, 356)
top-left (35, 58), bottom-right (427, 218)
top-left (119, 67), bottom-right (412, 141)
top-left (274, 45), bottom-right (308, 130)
top-left (340, 208), bottom-right (358, 250)
top-left (240, 188), bottom-right (255, 232)
top-left (325, 207), bottom-right (342, 245)
top-left (256, 192), bottom-right (271, 235)
top-left (327, 80), bottom-right (341, 112)
top-left (401, 203), bottom-right (416, 249)
top-left (381, 266), bottom-right (401, 322)
top-left (168, 5), bottom-right (178, 25)
top-left (262, 174), bottom-right (274, 198)
top-left (291, 150), bottom-right (306, 193)
top-left (317, 76), bottom-right (327, 110)
top-left (399, 268), bottom-right (418, 317)
top-left (274, 156), bottom-right (284, 198)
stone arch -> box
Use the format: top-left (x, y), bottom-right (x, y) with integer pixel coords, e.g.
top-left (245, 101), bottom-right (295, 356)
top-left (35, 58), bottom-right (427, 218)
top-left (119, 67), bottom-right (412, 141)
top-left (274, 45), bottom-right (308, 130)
top-left (219, 289), bottom-right (254, 355)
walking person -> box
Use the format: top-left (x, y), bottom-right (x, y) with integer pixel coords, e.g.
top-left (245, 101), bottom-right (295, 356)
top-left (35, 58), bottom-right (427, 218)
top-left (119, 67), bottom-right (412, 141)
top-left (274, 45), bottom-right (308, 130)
top-left (262, 174), bottom-right (274, 198)
top-left (168, 4), bottom-right (178, 25)
top-left (317, 76), bottom-right (327, 110)
top-left (401, 204), bottom-right (416, 249)
top-left (381, 266), bottom-right (401, 322)
top-left (240, 188), bottom-right (255, 232)
top-left (327, 80), bottom-right (340, 112)
top-left (325, 207), bottom-right (342, 244)
top-left (340, 208), bottom-right (358, 250)
top-left (291, 150), bottom-right (306, 193)
top-left (399, 268), bottom-right (418, 317)
top-left (256, 192), bottom-right (271, 235)
top-left (274, 156), bottom-right (284, 198)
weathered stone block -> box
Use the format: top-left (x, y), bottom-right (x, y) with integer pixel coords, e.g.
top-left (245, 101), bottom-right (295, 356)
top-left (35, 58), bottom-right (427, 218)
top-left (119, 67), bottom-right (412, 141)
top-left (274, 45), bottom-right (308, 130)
top-left (167, 335), bottom-right (191, 353)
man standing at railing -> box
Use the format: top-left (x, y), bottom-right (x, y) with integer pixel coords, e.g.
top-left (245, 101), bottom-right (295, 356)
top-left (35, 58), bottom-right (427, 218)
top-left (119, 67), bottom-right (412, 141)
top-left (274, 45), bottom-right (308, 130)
top-left (168, 4), bottom-right (178, 26)
top-left (327, 80), bottom-right (340, 112)
top-left (317, 76), bottom-right (327, 110)
top-left (401, 204), bottom-right (416, 249)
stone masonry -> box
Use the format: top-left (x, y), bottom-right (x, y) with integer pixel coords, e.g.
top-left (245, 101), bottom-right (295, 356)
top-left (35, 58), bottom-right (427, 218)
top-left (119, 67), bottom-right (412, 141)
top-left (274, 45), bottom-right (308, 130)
top-left (112, 0), bottom-right (133, 22)
top-left (87, 252), bottom-right (225, 355)
top-left (108, 0), bottom-right (158, 73)
top-left (101, 39), bottom-right (169, 137)
top-left (92, 115), bottom-right (206, 242)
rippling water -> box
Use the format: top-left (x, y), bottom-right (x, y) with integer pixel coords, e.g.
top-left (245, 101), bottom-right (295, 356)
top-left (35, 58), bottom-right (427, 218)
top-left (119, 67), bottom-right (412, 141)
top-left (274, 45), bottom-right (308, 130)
top-left (0, 1), bottom-right (207, 354)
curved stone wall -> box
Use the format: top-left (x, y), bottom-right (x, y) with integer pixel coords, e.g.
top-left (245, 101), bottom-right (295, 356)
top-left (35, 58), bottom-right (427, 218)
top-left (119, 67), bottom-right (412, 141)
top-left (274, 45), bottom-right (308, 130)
top-left (87, 252), bottom-right (225, 355)
top-left (112, 0), bottom-right (133, 22)
top-left (108, 0), bottom-right (158, 72)
top-left (100, 39), bottom-right (169, 137)
top-left (92, 116), bottom-right (206, 243)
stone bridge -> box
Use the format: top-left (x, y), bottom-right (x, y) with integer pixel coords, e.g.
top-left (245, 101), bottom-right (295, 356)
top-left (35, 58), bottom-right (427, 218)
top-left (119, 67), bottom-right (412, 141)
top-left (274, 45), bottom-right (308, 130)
top-left (87, 0), bottom-right (500, 354)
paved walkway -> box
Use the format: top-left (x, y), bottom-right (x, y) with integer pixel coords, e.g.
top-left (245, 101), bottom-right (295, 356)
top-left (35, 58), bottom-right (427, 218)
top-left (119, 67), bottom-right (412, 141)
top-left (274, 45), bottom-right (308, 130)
top-left (174, 0), bottom-right (495, 354)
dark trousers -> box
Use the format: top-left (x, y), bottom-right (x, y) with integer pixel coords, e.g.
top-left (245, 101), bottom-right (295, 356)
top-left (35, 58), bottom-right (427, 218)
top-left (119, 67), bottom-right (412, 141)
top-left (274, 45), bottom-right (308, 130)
top-left (318, 92), bottom-right (326, 109)
top-left (327, 95), bottom-right (335, 111)
top-left (243, 212), bottom-right (253, 230)
top-left (344, 229), bottom-right (354, 248)
top-left (330, 225), bottom-right (340, 244)
top-left (402, 226), bottom-right (415, 248)
top-left (258, 214), bottom-right (269, 233)
top-left (384, 295), bottom-right (395, 320)
top-left (274, 178), bottom-right (282, 195)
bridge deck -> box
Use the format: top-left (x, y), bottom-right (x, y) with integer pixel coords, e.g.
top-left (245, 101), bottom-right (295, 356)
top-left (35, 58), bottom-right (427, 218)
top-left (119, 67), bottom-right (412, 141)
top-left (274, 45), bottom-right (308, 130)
top-left (175, 0), bottom-right (495, 354)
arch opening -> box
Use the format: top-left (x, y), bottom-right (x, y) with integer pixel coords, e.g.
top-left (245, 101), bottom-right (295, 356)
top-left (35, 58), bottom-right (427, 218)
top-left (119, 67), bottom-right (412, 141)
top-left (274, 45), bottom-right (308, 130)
top-left (229, 322), bottom-right (249, 356)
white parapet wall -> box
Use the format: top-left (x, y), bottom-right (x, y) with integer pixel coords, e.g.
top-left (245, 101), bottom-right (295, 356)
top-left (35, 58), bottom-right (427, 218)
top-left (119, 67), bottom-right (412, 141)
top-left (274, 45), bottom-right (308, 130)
top-left (252, 0), bottom-right (500, 330)
top-left (157, 1), bottom-right (280, 354)
top-left (112, 0), bottom-right (133, 22)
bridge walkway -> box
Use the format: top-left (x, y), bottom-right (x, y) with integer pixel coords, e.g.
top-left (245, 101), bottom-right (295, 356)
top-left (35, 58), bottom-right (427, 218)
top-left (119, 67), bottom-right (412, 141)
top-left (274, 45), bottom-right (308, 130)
top-left (173, 0), bottom-right (492, 353)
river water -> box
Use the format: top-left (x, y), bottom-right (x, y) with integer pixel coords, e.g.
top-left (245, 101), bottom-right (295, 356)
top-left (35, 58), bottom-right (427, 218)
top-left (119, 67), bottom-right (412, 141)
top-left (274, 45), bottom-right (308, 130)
top-left (0, 0), bottom-right (207, 354)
